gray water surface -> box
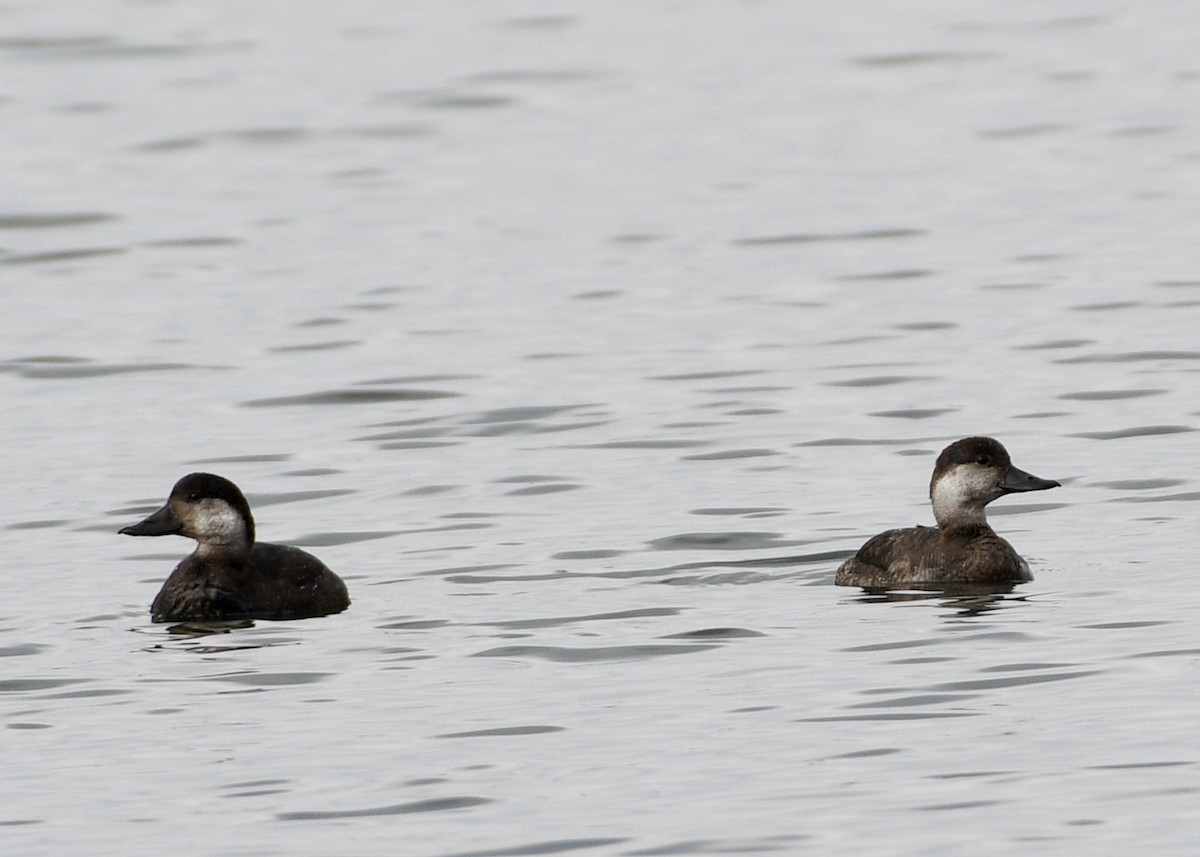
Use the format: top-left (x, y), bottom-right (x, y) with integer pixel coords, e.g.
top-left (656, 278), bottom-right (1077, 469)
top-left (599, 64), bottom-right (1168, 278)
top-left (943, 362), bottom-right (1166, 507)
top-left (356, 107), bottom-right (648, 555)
top-left (4, 2), bottom-right (1200, 855)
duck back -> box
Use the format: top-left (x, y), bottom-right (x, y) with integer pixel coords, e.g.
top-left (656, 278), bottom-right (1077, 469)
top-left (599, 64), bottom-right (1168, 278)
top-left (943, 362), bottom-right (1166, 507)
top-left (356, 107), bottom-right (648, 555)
top-left (835, 524), bottom-right (1032, 588)
top-left (151, 542), bottom-right (350, 622)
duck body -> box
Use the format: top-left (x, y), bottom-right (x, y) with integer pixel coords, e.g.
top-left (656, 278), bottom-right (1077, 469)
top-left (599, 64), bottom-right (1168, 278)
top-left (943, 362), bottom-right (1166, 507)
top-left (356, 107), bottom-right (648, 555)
top-left (148, 541), bottom-right (349, 622)
top-left (835, 523), bottom-right (1032, 588)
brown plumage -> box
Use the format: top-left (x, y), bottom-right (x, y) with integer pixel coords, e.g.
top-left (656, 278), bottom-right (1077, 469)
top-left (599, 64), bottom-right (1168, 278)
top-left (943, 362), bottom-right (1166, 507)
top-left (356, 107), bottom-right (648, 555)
top-left (121, 473), bottom-right (350, 622)
top-left (835, 437), bottom-right (1059, 588)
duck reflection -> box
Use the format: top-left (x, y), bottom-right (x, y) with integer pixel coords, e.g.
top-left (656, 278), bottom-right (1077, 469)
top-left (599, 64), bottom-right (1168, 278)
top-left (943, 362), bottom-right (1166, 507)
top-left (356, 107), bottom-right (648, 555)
top-left (850, 581), bottom-right (1027, 616)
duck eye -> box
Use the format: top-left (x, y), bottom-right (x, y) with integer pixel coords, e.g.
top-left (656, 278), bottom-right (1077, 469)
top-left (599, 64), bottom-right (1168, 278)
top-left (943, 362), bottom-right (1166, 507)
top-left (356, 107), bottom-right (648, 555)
top-left (975, 455), bottom-right (991, 466)
top-left (186, 492), bottom-right (201, 502)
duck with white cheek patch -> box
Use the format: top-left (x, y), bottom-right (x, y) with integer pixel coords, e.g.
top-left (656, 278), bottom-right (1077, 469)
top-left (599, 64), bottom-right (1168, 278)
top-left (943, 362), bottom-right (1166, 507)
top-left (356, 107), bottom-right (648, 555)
top-left (120, 473), bottom-right (350, 622)
top-left (835, 437), bottom-right (1060, 588)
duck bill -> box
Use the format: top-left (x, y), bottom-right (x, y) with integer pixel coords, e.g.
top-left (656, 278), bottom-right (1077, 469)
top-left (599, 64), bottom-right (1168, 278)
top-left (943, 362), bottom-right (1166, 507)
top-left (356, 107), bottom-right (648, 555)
top-left (119, 503), bottom-right (183, 537)
top-left (999, 465), bottom-right (1060, 494)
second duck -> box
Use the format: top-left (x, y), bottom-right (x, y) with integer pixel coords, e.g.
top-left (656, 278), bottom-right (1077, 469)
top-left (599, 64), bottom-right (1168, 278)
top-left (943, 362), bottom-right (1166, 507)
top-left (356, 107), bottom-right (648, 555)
top-left (835, 437), bottom-right (1059, 588)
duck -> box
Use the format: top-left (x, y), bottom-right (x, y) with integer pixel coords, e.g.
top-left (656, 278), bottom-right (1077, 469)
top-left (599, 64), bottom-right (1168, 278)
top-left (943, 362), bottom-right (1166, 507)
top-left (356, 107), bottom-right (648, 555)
top-left (835, 437), bottom-right (1059, 588)
top-left (120, 472), bottom-right (350, 622)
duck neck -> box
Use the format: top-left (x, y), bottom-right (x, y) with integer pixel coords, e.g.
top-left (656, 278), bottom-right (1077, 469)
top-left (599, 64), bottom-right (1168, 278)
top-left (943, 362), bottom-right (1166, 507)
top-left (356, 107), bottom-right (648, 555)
top-left (930, 480), bottom-right (990, 531)
top-left (195, 537), bottom-right (252, 561)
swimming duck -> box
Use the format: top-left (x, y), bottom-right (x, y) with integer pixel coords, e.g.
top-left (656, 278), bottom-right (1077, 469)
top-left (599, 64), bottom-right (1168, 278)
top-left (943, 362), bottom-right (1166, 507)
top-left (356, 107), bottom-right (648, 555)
top-left (835, 437), bottom-right (1059, 588)
top-left (120, 472), bottom-right (350, 622)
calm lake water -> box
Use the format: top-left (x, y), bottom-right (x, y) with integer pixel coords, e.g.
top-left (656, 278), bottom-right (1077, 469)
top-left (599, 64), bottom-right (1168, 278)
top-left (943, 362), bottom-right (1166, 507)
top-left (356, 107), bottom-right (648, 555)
top-left (3, 2), bottom-right (1200, 855)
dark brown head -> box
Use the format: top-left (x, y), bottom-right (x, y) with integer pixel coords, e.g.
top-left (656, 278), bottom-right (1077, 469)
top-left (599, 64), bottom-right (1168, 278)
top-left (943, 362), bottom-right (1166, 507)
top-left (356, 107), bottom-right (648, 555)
top-left (929, 437), bottom-right (1059, 528)
top-left (120, 473), bottom-right (256, 552)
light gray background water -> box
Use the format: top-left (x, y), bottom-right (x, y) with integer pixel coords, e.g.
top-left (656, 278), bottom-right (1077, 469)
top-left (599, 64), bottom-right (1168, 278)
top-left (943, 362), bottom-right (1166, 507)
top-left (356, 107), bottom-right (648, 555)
top-left (3, 2), bottom-right (1199, 855)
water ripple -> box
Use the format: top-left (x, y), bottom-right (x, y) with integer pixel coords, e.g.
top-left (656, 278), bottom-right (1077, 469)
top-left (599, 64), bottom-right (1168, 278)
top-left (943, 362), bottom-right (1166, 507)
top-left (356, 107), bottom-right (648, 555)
top-left (244, 388), bottom-right (461, 406)
top-left (435, 725), bottom-right (565, 739)
top-left (467, 405), bottom-right (597, 423)
top-left (838, 269), bottom-right (934, 281)
top-left (461, 69), bottom-right (606, 85)
top-left (472, 645), bottom-right (719, 662)
top-left (870, 408), bottom-right (957, 419)
top-left (1055, 350), bottom-right (1200, 363)
top-left (0, 212), bottom-right (114, 229)
top-left (799, 712), bottom-right (979, 722)
top-left (855, 51), bottom-right (997, 66)
top-left (478, 608), bottom-right (682, 630)
top-left (645, 532), bottom-right (798, 551)
top-left (681, 449), bottom-right (779, 461)
top-left (279, 796), bottom-right (491, 821)
top-left (249, 489), bottom-right (355, 507)
top-left (1071, 425), bottom-right (1193, 440)
top-left (659, 628), bottom-right (765, 640)
top-left (929, 670), bottom-right (1100, 692)
top-left (290, 530), bottom-right (403, 547)
top-left (441, 838), bottom-right (629, 857)
top-left (577, 440), bottom-right (708, 450)
top-left (732, 228), bottom-right (923, 246)
top-left (1059, 389), bottom-right (1165, 401)
top-left (824, 375), bottom-right (936, 387)
top-left (445, 551), bottom-right (844, 584)
top-left (1126, 649), bottom-right (1200, 659)
top-left (2, 247), bottom-right (125, 265)
top-left (0, 678), bottom-right (88, 693)
top-left (1112, 491), bottom-right (1200, 504)
top-left (1093, 479), bottom-right (1185, 490)
top-left (624, 836), bottom-right (809, 855)
top-left (0, 357), bottom-right (195, 379)
top-left (849, 693), bottom-right (979, 709)
top-left (689, 507), bottom-right (788, 517)
top-left (797, 436), bottom-right (933, 447)
top-left (213, 672), bottom-right (330, 687)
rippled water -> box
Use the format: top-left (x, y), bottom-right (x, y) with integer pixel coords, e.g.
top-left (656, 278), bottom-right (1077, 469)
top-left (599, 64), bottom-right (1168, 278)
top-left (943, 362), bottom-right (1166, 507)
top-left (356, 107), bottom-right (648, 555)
top-left (4, 2), bottom-right (1200, 855)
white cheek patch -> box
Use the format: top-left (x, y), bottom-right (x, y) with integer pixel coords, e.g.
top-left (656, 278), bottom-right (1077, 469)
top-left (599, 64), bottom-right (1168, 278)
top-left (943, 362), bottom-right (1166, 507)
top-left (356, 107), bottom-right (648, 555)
top-left (192, 498), bottom-right (248, 545)
top-left (932, 476), bottom-right (970, 524)
top-left (932, 475), bottom-right (968, 509)
top-left (931, 465), bottom-right (998, 525)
